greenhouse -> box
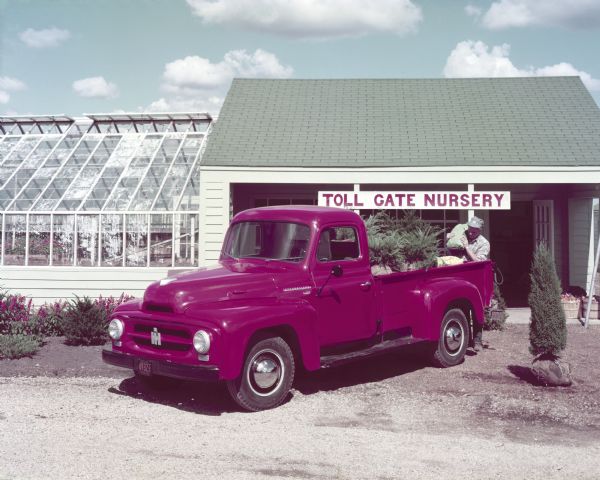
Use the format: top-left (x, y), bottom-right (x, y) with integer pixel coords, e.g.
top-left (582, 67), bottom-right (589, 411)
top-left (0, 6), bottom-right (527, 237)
top-left (0, 113), bottom-right (211, 270)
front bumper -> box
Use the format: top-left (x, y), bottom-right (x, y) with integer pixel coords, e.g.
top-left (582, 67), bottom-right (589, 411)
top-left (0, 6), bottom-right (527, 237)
top-left (102, 345), bottom-right (220, 382)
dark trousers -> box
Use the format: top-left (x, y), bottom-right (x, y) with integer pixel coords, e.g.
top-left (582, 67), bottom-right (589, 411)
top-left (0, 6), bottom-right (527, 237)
top-left (473, 321), bottom-right (483, 345)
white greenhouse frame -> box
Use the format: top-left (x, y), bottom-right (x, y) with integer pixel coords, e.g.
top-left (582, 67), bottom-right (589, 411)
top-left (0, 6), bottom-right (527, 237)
top-left (0, 113), bottom-right (212, 269)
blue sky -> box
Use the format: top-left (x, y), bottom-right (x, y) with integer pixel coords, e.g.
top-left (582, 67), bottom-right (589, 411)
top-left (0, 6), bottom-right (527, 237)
top-left (1, 0), bottom-right (599, 116)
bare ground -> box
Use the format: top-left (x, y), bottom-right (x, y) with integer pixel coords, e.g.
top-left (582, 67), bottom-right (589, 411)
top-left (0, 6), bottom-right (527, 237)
top-left (1, 325), bottom-right (599, 479)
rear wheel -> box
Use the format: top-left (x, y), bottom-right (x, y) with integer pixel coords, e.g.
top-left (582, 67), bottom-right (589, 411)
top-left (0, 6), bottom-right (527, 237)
top-left (226, 336), bottom-right (295, 412)
top-left (431, 308), bottom-right (469, 368)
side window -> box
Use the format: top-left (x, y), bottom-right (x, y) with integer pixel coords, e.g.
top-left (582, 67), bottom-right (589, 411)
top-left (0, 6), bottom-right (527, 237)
top-left (317, 226), bottom-right (360, 262)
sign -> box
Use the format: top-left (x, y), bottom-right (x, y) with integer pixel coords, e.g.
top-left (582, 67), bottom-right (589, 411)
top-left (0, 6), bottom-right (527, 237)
top-left (318, 191), bottom-right (511, 210)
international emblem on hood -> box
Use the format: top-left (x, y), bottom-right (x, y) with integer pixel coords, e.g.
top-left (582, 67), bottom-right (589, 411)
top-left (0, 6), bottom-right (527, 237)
top-left (151, 327), bottom-right (162, 346)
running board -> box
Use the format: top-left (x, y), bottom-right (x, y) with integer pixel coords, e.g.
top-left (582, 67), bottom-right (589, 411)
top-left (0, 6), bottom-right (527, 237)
top-left (320, 336), bottom-right (416, 368)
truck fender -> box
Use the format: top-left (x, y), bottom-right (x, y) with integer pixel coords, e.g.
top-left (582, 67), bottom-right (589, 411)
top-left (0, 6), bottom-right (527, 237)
top-left (420, 280), bottom-right (484, 341)
top-left (203, 301), bottom-right (320, 380)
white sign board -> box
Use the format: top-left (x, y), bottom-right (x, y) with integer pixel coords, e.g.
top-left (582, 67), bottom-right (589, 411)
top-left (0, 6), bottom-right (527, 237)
top-left (318, 191), bottom-right (511, 210)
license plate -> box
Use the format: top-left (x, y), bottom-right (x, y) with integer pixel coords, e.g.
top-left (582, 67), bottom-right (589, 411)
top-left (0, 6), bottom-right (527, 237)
top-left (137, 360), bottom-right (152, 376)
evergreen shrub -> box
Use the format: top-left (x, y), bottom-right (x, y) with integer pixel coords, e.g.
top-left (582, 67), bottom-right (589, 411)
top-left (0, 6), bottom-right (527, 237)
top-left (61, 297), bottom-right (109, 346)
top-left (528, 243), bottom-right (567, 357)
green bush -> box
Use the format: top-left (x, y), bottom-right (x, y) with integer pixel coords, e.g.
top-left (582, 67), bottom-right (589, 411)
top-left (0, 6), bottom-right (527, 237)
top-left (61, 296), bottom-right (109, 346)
top-left (34, 301), bottom-right (68, 337)
top-left (528, 243), bottom-right (567, 357)
top-left (484, 283), bottom-right (509, 331)
top-left (0, 334), bottom-right (42, 359)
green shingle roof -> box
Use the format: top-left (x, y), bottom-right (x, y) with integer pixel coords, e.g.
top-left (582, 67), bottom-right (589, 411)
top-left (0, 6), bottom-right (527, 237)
top-left (202, 77), bottom-right (600, 168)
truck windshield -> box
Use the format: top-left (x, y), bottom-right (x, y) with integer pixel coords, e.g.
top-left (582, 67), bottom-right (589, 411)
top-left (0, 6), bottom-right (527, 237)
top-left (224, 221), bottom-right (311, 263)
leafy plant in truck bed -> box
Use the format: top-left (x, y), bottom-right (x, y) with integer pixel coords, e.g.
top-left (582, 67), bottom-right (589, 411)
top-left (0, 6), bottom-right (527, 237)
top-left (61, 296), bottom-right (109, 346)
top-left (364, 211), bottom-right (441, 271)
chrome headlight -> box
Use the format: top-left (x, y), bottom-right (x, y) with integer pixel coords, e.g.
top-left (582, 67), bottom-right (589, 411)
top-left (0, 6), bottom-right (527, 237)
top-left (108, 318), bottom-right (124, 340)
top-left (193, 330), bottom-right (211, 354)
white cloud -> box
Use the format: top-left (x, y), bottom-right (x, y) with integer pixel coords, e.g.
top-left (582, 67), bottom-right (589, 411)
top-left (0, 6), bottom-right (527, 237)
top-left (0, 77), bottom-right (26, 92)
top-left (465, 4), bottom-right (482, 18)
top-left (186, 0), bottom-right (422, 39)
top-left (0, 76), bottom-right (27, 105)
top-left (19, 27), bottom-right (71, 48)
top-left (147, 49), bottom-right (293, 114)
top-left (480, 0), bottom-right (600, 30)
top-left (443, 40), bottom-right (600, 91)
top-left (72, 76), bottom-right (119, 99)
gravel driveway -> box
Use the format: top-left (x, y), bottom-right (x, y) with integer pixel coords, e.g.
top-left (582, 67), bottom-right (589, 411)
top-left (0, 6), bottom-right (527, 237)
top-left (1, 326), bottom-right (600, 479)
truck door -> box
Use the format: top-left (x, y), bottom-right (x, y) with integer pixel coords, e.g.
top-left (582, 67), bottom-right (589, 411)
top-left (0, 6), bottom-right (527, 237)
top-left (310, 224), bottom-right (377, 347)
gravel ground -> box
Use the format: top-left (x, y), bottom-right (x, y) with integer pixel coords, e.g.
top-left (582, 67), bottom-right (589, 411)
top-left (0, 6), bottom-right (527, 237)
top-left (1, 325), bottom-right (600, 480)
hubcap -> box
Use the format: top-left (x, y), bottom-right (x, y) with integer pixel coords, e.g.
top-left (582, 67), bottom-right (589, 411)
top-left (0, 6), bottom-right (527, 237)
top-left (445, 320), bottom-right (464, 355)
top-left (247, 349), bottom-right (284, 396)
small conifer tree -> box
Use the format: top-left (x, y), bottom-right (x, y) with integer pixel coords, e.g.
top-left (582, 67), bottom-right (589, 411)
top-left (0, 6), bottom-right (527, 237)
top-left (528, 243), bottom-right (567, 358)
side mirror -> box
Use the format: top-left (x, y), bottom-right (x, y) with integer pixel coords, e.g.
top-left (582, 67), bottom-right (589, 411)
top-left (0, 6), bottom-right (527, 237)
top-left (331, 265), bottom-right (343, 277)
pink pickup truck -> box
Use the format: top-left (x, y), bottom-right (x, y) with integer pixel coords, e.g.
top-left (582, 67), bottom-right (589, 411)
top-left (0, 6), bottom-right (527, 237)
top-left (103, 206), bottom-right (494, 411)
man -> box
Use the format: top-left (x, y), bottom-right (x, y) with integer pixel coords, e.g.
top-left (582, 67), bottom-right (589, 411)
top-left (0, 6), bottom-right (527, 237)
top-left (460, 216), bottom-right (490, 263)
top-left (449, 216), bottom-right (490, 351)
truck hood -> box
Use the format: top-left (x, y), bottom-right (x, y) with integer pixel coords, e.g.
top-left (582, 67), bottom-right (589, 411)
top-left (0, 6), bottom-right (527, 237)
top-left (142, 262), bottom-right (281, 313)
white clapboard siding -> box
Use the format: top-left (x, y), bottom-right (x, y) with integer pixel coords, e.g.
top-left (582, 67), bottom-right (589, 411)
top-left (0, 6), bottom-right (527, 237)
top-left (568, 198), bottom-right (595, 291)
top-left (199, 173), bottom-right (230, 264)
top-left (0, 267), bottom-right (178, 304)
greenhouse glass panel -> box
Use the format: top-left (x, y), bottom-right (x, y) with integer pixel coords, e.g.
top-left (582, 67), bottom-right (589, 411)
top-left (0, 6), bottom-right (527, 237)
top-left (174, 213), bottom-right (198, 266)
top-left (53, 215), bottom-right (74, 266)
top-left (173, 121), bottom-right (191, 132)
top-left (101, 214), bottom-right (123, 266)
top-left (32, 138), bottom-right (100, 211)
top-left (153, 136), bottom-right (202, 210)
top-left (3, 137), bottom-right (40, 166)
top-left (150, 214), bottom-right (172, 267)
top-left (192, 120), bottom-right (209, 133)
top-left (28, 215), bottom-right (51, 266)
top-left (126, 214), bottom-right (148, 267)
top-left (4, 214), bottom-right (26, 265)
top-left (129, 165), bottom-right (169, 210)
top-left (154, 121), bottom-right (171, 132)
top-left (81, 134), bottom-right (145, 211)
top-left (58, 136), bottom-right (121, 210)
top-left (0, 137), bottom-right (20, 163)
top-left (77, 215), bottom-right (99, 266)
top-left (103, 136), bottom-right (164, 210)
top-left (177, 162), bottom-right (200, 211)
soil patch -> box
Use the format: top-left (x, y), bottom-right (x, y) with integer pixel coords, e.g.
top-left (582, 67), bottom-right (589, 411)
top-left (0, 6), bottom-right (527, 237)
top-left (0, 336), bottom-right (126, 378)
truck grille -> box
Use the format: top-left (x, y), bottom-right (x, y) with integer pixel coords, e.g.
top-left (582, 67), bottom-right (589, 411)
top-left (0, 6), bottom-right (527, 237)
top-left (129, 320), bottom-right (191, 352)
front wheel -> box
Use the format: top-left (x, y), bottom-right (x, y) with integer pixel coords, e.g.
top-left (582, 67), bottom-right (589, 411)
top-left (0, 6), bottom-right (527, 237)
top-left (431, 308), bottom-right (469, 368)
top-left (226, 336), bottom-right (295, 412)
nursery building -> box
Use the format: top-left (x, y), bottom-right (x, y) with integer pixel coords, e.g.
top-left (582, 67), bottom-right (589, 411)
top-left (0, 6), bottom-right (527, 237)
top-left (1, 77), bottom-right (599, 306)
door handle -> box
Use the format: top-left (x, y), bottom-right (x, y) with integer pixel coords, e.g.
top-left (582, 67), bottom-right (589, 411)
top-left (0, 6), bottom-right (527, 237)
top-left (359, 281), bottom-right (372, 290)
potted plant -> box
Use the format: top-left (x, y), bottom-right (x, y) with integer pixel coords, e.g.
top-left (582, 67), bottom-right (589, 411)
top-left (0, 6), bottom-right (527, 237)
top-left (528, 243), bottom-right (571, 386)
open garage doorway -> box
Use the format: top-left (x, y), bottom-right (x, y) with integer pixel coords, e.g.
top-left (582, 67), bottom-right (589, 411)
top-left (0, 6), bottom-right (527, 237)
top-left (489, 202), bottom-right (534, 307)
